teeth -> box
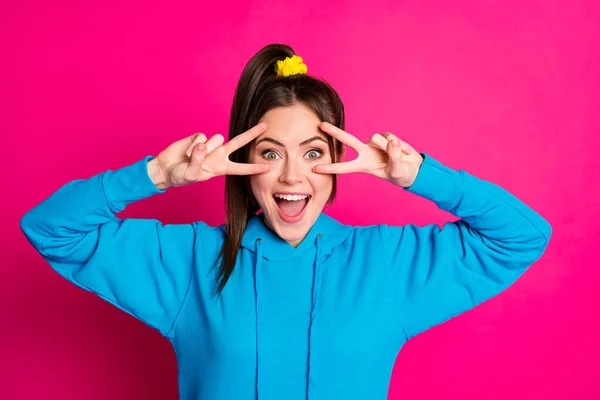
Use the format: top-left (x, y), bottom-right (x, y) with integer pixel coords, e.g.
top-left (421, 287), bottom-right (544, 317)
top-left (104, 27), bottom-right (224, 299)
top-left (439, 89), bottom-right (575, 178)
top-left (274, 194), bottom-right (309, 201)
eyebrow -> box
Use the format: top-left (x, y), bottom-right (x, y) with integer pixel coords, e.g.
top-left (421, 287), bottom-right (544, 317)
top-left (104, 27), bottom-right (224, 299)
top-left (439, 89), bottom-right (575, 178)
top-left (255, 135), bottom-right (328, 148)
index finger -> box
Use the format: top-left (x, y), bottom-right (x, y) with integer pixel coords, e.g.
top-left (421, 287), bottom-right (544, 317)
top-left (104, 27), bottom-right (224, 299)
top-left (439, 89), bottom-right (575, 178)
top-left (227, 161), bottom-right (271, 176)
top-left (319, 122), bottom-right (365, 151)
top-left (313, 160), bottom-right (360, 175)
top-left (223, 122), bottom-right (269, 154)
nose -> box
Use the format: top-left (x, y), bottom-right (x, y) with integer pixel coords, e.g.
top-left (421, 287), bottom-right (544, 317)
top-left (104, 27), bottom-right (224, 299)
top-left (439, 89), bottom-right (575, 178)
top-left (279, 158), bottom-right (303, 185)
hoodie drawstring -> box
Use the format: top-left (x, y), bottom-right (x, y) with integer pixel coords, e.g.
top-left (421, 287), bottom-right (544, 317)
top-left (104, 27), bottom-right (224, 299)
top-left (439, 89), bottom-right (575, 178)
top-left (254, 238), bottom-right (264, 400)
top-left (306, 233), bottom-right (323, 399)
top-left (253, 234), bottom-right (323, 400)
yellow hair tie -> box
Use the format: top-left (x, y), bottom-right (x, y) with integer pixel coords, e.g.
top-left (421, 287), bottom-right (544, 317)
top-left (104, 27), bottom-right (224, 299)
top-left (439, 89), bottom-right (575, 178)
top-left (275, 55), bottom-right (308, 77)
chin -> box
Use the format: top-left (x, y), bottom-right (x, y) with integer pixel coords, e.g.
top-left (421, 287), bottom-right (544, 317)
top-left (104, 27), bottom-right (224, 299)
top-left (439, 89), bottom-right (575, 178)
top-left (261, 194), bottom-right (323, 242)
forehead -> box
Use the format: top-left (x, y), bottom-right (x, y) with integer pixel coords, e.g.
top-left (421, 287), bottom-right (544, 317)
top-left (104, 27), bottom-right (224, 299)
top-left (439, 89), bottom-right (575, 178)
top-left (256, 104), bottom-right (327, 144)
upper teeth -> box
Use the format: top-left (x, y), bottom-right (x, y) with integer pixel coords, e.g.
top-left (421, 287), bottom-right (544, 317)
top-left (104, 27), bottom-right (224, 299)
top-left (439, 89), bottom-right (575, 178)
top-left (275, 194), bottom-right (309, 201)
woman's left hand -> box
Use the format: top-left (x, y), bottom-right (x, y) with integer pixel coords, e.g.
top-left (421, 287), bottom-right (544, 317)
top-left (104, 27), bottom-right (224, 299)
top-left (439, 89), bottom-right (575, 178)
top-left (314, 122), bottom-right (424, 188)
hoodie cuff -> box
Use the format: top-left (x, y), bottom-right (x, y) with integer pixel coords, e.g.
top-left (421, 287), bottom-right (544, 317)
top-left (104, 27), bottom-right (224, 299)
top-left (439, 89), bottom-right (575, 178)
top-left (404, 152), bottom-right (465, 210)
top-left (102, 156), bottom-right (167, 213)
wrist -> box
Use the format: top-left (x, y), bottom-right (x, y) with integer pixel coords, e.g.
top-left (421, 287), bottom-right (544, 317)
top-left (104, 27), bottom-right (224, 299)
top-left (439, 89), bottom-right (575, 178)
top-left (147, 158), bottom-right (170, 190)
top-left (400, 155), bottom-right (424, 188)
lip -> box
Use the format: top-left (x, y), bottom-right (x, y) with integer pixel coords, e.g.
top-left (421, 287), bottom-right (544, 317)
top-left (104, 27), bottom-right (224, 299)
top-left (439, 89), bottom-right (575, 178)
top-left (273, 194), bottom-right (311, 224)
top-left (273, 192), bottom-right (311, 196)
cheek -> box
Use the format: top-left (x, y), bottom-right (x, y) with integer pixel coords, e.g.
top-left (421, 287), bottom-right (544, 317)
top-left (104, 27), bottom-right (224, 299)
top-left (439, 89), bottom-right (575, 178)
top-left (310, 175), bottom-right (333, 198)
top-left (250, 173), bottom-right (274, 198)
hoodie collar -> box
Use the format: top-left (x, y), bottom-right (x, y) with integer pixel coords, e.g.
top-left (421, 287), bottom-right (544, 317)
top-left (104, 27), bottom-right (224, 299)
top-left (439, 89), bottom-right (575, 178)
top-left (234, 211), bottom-right (352, 262)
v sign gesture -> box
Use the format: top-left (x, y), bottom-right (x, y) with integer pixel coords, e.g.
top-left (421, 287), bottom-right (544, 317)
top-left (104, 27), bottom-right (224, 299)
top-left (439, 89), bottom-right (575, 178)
top-left (313, 122), bottom-right (424, 188)
top-left (148, 122), bottom-right (271, 190)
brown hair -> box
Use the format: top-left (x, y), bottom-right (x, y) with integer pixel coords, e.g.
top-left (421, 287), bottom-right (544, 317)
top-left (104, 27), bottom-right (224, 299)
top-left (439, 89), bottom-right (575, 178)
top-left (212, 43), bottom-right (345, 296)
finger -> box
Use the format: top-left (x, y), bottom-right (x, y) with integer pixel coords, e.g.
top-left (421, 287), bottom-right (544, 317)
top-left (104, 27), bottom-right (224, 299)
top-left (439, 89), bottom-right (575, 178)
top-left (312, 160), bottom-right (359, 175)
top-left (185, 133), bottom-right (207, 157)
top-left (386, 138), bottom-right (404, 168)
top-left (319, 122), bottom-right (365, 151)
top-left (171, 132), bottom-right (201, 156)
top-left (227, 161), bottom-right (271, 176)
top-left (223, 122), bottom-right (269, 155)
top-left (382, 132), bottom-right (411, 155)
top-left (186, 133), bottom-right (227, 157)
top-left (186, 143), bottom-right (207, 177)
top-left (204, 133), bottom-right (225, 154)
top-left (368, 133), bottom-right (389, 152)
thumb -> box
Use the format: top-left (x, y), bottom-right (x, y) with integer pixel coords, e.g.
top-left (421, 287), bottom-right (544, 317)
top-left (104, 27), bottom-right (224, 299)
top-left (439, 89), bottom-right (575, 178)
top-left (387, 139), bottom-right (404, 165)
top-left (186, 143), bottom-right (206, 178)
top-left (386, 139), bottom-right (406, 180)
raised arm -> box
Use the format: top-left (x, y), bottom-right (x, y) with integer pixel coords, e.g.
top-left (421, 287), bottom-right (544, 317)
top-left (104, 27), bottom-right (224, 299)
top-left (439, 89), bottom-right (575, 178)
top-left (20, 123), bottom-right (271, 338)
top-left (380, 153), bottom-right (552, 340)
top-left (20, 156), bottom-right (200, 337)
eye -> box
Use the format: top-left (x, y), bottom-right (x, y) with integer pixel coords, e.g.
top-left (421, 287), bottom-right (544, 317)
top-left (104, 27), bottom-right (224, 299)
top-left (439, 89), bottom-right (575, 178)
top-left (305, 149), bottom-right (323, 160)
top-left (261, 150), bottom-right (280, 161)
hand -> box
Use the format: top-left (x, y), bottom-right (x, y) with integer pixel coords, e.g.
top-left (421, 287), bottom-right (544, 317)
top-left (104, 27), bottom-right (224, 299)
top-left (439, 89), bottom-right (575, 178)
top-left (313, 122), bottom-right (424, 188)
top-left (148, 122), bottom-right (271, 189)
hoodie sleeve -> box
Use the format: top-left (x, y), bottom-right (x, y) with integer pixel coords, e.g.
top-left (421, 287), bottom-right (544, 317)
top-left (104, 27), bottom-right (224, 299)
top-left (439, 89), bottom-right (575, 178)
top-left (380, 153), bottom-right (552, 340)
top-left (20, 156), bottom-right (199, 338)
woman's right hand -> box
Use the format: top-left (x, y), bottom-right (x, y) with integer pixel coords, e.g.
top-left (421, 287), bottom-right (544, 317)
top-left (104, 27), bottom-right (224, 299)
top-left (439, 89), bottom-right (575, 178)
top-left (147, 122), bottom-right (271, 190)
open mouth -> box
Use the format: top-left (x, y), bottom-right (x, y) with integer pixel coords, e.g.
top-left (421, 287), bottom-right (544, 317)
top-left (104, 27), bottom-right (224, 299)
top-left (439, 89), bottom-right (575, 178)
top-left (273, 194), bottom-right (312, 223)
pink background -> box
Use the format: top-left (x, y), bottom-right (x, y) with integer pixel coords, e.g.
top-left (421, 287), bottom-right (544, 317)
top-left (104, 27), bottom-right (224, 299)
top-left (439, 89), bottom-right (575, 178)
top-left (2, 0), bottom-right (598, 398)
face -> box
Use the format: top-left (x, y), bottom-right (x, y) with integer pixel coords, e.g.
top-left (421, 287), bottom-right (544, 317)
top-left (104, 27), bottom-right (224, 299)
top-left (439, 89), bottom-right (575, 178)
top-left (248, 103), bottom-right (334, 248)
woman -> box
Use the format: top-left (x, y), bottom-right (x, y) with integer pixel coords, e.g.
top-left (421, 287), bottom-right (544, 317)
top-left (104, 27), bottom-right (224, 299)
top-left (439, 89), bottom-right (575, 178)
top-left (20, 43), bottom-right (552, 400)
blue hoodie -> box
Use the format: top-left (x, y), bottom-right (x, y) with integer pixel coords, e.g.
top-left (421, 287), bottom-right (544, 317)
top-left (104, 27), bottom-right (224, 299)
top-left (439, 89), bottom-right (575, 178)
top-left (20, 152), bottom-right (551, 400)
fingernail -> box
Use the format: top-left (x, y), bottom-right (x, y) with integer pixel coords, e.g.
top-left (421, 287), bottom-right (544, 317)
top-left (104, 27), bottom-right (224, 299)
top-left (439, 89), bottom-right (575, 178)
top-left (392, 139), bottom-right (399, 148)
